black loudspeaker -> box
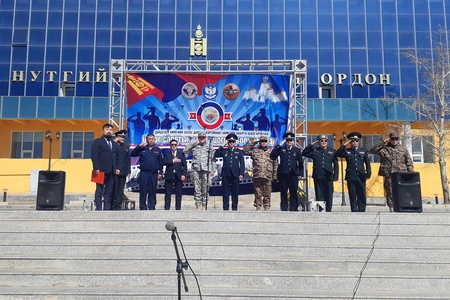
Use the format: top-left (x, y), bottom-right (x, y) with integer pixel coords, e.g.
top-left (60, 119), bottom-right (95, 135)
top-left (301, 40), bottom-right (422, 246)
top-left (36, 171), bottom-right (66, 211)
top-left (392, 172), bottom-right (422, 213)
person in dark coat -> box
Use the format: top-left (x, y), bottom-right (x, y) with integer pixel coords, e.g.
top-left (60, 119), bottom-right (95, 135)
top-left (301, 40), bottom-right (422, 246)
top-left (162, 139), bottom-right (187, 210)
top-left (130, 134), bottom-right (163, 210)
top-left (336, 132), bottom-right (372, 212)
top-left (302, 134), bottom-right (339, 212)
top-left (214, 133), bottom-right (245, 210)
top-left (270, 132), bottom-right (304, 211)
top-left (91, 123), bottom-right (119, 210)
top-left (112, 130), bottom-right (131, 210)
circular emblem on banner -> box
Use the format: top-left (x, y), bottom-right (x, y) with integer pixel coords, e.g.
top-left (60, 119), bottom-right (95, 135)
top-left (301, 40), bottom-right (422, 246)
top-left (223, 83), bottom-right (240, 100)
top-left (181, 82), bottom-right (198, 100)
top-left (196, 102), bottom-right (225, 130)
top-left (202, 84), bottom-right (218, 100)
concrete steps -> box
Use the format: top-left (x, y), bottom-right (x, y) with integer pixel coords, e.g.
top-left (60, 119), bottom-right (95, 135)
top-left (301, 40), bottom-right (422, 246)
top-left (0, 211), bottom-right (449, 299)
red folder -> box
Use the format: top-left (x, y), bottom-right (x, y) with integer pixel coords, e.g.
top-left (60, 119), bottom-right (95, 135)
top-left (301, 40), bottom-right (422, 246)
top-left (91, 170), bottom-right (105, 184)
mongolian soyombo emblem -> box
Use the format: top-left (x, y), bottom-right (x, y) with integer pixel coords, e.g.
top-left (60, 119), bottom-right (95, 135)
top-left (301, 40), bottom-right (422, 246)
top-left (190, 24), bottom-right (207, 57)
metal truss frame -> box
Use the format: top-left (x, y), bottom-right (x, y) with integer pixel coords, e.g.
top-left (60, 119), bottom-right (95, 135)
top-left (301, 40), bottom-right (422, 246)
top-left (109, 59), bottom-right (307, 145)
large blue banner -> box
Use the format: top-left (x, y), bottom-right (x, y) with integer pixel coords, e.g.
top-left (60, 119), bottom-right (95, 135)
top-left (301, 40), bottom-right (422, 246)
top-left (126, 73), bottom-right (292, 147)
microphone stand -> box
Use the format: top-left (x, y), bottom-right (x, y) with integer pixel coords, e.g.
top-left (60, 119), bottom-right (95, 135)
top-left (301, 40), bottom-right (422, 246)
top-left (171, 230), bottom-right (189, 299)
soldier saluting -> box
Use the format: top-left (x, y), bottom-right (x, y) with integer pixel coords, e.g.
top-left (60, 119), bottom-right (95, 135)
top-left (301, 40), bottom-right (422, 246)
top-left (183, 131), bottom-right (216, 210)
top-left (370, 132), bottom-right (414, 212)
top-left (243, 135), bottom-right (278, 211)
top-left (336, 132), bottom-right (371, 212)
top-left (270, 132), bottom-right (304, 211)
top-left (302, 134), bottom-right (338, 212)
top-left (214, 133), bottom-right (245, 211)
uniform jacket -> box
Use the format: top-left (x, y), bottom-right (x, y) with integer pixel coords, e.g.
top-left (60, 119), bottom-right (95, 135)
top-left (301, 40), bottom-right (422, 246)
top-left (183, 142), bottom-right (216, 173)
top-left (162, 150), bottom-right (187, 180)
top-left (130, 145), bottom-right (163, 174)
top-left (214, 147), bottom-right (245, 177)
top-left (270, 145), bottom-right (304, 176)
top-left (91, 137), bottom-right (118, 174)
top-left (370, 142), bottom-right (414, 176)
top-left (243, 142), bottom-right (278, 181)
top-left (116, 142), bottom-right (131, 177)
top-left (336, 146), bottom-right (371, 181)
top-left (302, 145), bottom-right (339, 180)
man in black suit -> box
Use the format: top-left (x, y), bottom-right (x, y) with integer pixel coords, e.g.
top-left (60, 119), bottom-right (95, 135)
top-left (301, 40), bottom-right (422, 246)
top-left (91, 123), bottom-right (119, 210)
top-left (270, 132), bottom-right (304, 211)
top-left (214, 133), bottom-right (245, 210)
top-left (162, 139), bottom-right (187, 210)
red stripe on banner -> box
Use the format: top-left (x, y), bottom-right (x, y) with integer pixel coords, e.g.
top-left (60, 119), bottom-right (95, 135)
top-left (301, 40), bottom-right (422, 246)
top-left (126, 73), bottom-right (165, 107)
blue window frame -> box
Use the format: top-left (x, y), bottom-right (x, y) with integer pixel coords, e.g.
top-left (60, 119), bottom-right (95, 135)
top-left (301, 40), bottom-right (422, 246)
top-left (11, 131), bottom-right (43, 159)
top-left (61, 131), bottom-right (94, 159)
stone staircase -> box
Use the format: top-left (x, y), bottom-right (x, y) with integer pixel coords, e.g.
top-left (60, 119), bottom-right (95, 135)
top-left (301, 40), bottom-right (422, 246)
top-left (0, 210), bottom-right (449, 299)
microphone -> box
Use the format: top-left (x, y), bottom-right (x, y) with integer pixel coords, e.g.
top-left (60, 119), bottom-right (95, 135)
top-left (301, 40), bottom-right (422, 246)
top-left (165, 221), bottom-right (177, 232)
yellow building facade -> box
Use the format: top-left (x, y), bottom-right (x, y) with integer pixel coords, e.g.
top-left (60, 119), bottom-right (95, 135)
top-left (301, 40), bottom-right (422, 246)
top-left (0, 119), bottom-right (446, 200)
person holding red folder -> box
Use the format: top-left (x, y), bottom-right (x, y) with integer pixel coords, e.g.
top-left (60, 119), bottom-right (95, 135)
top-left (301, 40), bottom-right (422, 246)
top-left (91, 123), bottom-right (119, 210)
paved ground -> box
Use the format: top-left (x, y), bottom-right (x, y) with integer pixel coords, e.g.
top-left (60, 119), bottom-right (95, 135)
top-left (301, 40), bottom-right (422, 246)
top-left (1, 191), bottom-right (449, 212)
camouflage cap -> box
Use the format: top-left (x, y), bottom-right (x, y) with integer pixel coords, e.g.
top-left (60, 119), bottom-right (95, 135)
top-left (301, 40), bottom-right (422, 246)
top-left (198, 131), bottom-right (207, 137)
top-left (389, 132), bottom-right (400, 138)
top-left (259, 135), bottom-right (268, 141)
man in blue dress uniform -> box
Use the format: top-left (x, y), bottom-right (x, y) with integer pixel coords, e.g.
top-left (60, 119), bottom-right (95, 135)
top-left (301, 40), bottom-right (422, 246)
top-left (302, 134), bottom-right (339, 212)
top-left (270, 132), bottom-right (304, 211)
top-left (214, 133), bottom-right (245, 210)
top-left (336, 132), bottom-right (372, 212)
top-left (130, 134), bottom-right (163, 210)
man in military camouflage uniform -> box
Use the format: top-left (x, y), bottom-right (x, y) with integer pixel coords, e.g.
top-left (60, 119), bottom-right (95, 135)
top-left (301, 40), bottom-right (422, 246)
top-left (184, 131), bottom-right (216, 210)
top-left (370, 132), bottom-right (414, 212)
top-left (302, 134), bottom-right (339, 212)
top-left (243, 135), bottom-right (278, 211)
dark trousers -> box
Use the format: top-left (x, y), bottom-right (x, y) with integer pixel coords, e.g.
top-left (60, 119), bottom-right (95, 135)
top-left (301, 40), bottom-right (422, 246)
top-left (113, 175), bottom-right (127, 210)
top-left (94, 172), bottom-right (114, 210)
top-left (313, 177), bottom-right (334, 212)
top-left (138, 171), bottom-right (158, 210)
top-left (347, 176), bottom-right (367, 212)
top-left (222, 175), bottom-right (239, 210)
top-left (279, 172), bottom-right (299, 211)
top-left (164, 177), bottom-right (183, 210)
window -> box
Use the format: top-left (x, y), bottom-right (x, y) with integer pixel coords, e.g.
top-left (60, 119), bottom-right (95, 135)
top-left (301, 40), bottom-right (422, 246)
top-left (320, 85), bottom-right (334, 98)
top-left (61, 132), bottom-right (94, 158)
top-left (60, 82), bottom-right (75, 96)
top-left (412, 136), bottom-right (434, 163)
top-left (11, 132), bottom-right (43, 158)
